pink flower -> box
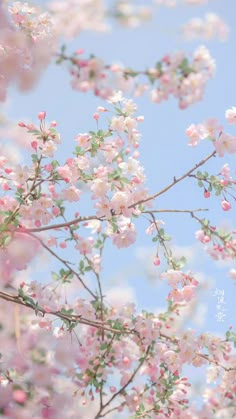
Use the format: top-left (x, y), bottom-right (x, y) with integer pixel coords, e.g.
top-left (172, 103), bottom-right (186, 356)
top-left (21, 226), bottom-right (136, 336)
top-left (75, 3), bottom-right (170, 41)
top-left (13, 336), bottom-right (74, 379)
top-left (225, 107), bottom-right (236, 124)
top-left (153, 256), bottom-right (161, 266)
top-left (13, 389), bottom-right (27, 404)
top-left (214, 133), bottom-right (236, 157)
top-left (221, 200), bottom-right (231, 211)
top-left (220, 163), bottom-right (231, 180)
top-left (204, 190), bottom-right (210, 198)
top-left (61, 186), bottom-right (82, 202)
top-left (186, 124), bottom-right (201, 146)
top-left (38, 111), bottom-right (46, 120)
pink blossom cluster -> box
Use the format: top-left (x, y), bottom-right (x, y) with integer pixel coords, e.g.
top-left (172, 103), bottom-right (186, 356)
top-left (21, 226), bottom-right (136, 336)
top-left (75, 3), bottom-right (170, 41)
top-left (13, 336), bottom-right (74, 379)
top-left (191, 162), bottom-right (236, 211)
top-left (66, 45), bottom-right (215, 109)
top-left (0, 286), bottom-right (235, 418)
top-left (186, 107), bottom-right (236, 155)
top-left (0, 97), bottom-right (235, 416)
top-left (182, 13), bottom-right (229, 42)
top-left (0, 2), bottom-right (55, 102)
top-left (195, 224), bottom-right (236, 263)
top-left (0, 98), bottom-right (148, 285)
top-left (160, 269), bottom-right (199, 303)
top-left (0, 1), bottom-right (235, 416)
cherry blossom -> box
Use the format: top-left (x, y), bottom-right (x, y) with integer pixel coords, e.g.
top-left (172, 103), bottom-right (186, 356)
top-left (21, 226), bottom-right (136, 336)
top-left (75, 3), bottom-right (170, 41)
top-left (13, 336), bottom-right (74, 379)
top-left (0, 2), bottom-right (56, 101)
top-left (59, 45), bottom-right (215, 109)
top-left (182, 13), bottom-right (229, 42)
top-left (0, 1), bottom-right (235, 417)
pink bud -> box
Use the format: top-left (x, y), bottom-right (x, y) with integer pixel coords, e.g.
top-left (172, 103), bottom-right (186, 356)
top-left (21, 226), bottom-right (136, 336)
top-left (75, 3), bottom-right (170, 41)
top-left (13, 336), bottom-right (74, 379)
top-left (38, 111), bottom-right (46, 121)
top-left (122, 356), bottom-right (130, 366)
top-left (44, 164), bottom-right (53, 172)
top-left (18, 121), bottom-right (26, 127)
top-left (162, 54), bottom-right (170, 64)
top-left (75, 48), bottom-right (84, 55)
top-left (203, 235), bottom-right (211, 243)
top-left (13, 389), bottom-right (27, 404)
top-left (153, 256), bottom-right (161, 266)
top-left (50, 120), bottom-right (57, 127)
top-left (221, 200), bottom-right (231, 211)
top-left (59, 241), bottom-right (67, 249)
top-left (52, 206), bottom-right (60, 216)
top-left (31, 141), bottom-right (38, 150)
top-left (204, 191), bottom-right (210, 198)
top-left (2, 183), bottom-right (10, 191)
top-left (93, 113), bottom-right (99, 121)
top-left (26, 123), bottom-right (35, 130)
top-left (5, 168), bottom-right (12, 174)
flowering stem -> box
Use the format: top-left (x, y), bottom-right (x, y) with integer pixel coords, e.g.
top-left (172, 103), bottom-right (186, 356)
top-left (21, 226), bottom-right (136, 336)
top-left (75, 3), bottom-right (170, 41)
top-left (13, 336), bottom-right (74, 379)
top-left (0, 290), bottom-right (135, 335)
top-left (142, 208), bottom-right (208, 214)
top-left (130, 150), bottom-right (216, 208)
top-left (27, 231), bottom-right (97, 299)
top-left (94, 345), bottom-right (151, 418)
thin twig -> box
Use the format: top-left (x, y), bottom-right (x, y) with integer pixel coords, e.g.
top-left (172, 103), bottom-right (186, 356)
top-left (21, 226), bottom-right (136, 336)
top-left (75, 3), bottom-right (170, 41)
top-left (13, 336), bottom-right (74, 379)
top-left (27, 215), bottom-right (105, 233)
top-left (94, 345), bottom-right (151, 418)
top-left (129, 150), bottom-right (216, 208)
top-left (142, 208), bottom-right (208, 214)
top-left (25, 231), bottom-right (97, 299)
top-left (0, 290), bottom-right (136, 336)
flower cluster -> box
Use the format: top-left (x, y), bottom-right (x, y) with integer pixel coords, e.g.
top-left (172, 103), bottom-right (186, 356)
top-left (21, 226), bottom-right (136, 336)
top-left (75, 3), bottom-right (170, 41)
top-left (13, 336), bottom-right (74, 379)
top-left (195, 219), bottom-right (236, 262)
top-left (182, 13), bottom-right (229, 42)
top-left (188, 163), bottom-right (236, 212)
top-left (61, 45), bottom-right (215, 109)
top-left (186, 107), bottom-right (236, 156)
top-left (0, 288), bottom-right (235, 418)
top-left (0, 0), bottom-right (235, 417)
top-left (0, 97), bottom-right (149, 285)
top-left (0, 2), bottom-right (55, 102)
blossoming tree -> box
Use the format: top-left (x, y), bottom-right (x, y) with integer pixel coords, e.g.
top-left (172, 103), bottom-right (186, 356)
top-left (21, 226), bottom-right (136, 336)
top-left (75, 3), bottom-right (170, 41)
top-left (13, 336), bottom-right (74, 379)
top-left (0, 1), bottom-right (235, 418)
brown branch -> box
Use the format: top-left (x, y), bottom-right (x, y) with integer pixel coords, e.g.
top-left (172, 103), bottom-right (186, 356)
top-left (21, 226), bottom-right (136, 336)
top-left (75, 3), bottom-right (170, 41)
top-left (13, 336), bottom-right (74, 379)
top-left (159, 333), bottom-right (235, 372)
top-left (0, 290), bottom-right (135, 336)
top-left (27, 215), bottom-right (105, 233)
top-left (95, 345), bottom-right (151, 418)
top-left (195, 352), bottom-right (236, 372)
top-left (130, 150), bottom-right (216, 208)
top-left (142, 208), bottom-right (209, 214)
top-left (25, 231), bottom-right (97, 299)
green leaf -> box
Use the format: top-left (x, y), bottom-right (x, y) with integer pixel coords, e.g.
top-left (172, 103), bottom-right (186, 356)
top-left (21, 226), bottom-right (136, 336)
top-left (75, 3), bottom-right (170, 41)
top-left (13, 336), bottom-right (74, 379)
top-left (31, 154), bottom-right (39, 163)
top-left (51, 271), bottom-right (59, 281)
top-left (100, 343), bottom-right (108, 350)
top-left (18, 288), bottom-right (24, 298)
top-left (79, 260), bottom-right (84, 270)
